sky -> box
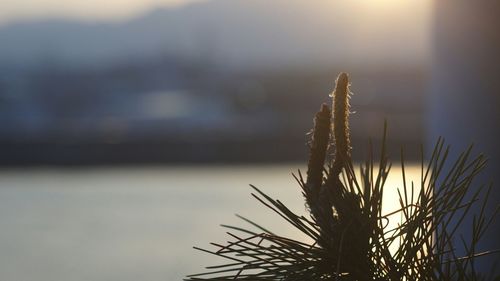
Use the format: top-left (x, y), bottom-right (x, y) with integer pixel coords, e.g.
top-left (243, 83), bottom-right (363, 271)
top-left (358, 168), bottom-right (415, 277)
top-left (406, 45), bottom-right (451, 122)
top-left (0, 0), bottom-right (207, 26)
top-left (0, 0), bottom-right (430, 27)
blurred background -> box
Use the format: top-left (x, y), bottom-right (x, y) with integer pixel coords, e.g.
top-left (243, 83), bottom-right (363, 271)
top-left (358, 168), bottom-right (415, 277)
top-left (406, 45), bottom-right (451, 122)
top-left (0, 0), bottom-right (431, 164)
top-left (0, 1), bottom-right (498, 280)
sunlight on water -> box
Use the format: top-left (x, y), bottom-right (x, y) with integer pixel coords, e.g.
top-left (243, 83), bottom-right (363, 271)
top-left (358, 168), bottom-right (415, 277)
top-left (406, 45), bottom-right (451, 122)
top-left (0, 164), bottom-right (420, 281)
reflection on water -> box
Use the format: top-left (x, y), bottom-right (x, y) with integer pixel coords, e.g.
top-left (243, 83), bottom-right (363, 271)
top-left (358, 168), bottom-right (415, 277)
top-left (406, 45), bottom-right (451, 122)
top-left (0, 164), bottom-right (419, 281)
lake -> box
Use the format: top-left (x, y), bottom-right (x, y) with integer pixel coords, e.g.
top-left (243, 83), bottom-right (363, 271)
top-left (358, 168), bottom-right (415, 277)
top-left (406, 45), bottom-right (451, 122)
top-left (0, 164), bottom-right (419, 281)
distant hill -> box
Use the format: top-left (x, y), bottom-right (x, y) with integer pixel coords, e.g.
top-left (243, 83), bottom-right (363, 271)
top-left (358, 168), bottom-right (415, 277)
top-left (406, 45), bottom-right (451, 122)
top-left (0, 0), bottom-right (429, 69)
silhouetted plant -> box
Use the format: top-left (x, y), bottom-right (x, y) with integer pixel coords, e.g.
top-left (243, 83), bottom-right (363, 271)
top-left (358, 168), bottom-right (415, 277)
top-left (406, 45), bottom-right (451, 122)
top-left (186, 73), bottom-right (499, 280)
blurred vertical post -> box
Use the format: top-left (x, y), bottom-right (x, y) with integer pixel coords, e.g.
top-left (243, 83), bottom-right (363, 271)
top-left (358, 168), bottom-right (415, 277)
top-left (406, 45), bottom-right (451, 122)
top-left (430, 1), bottom-right (500, 274)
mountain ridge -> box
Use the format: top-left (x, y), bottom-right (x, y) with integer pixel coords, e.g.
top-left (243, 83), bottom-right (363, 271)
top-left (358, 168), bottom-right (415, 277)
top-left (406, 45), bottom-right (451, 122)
top-left (0, 0), bottom-right (429, 69)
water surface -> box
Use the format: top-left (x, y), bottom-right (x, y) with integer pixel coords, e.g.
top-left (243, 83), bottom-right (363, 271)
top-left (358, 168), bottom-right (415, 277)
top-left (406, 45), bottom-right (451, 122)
top-left (0, 165), bottom-right (419, 281)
